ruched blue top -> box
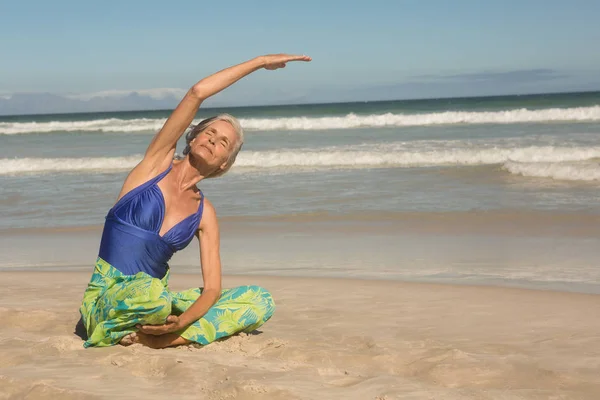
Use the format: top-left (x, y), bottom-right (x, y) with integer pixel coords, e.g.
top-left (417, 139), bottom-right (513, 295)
top-left (98, 164), bottom-right (204, 278)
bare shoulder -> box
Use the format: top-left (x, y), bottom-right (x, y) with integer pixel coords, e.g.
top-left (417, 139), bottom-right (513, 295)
top-left (199, 197), bottom-right (219, 232)
top-left (116, 158), bottom-right (171, 203)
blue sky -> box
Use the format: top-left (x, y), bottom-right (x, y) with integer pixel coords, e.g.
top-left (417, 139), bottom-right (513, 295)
top-left (1, 0), bottom-right (600, 105)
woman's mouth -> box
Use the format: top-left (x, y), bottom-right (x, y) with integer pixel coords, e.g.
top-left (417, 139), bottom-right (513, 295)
top-left (201, 144), bottom-right (213, 155)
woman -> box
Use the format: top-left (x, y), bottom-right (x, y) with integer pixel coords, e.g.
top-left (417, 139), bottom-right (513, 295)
top-left (79, 54), bottom-right (312, 349)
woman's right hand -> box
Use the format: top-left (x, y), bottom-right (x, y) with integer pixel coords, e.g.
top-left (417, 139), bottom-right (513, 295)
top-left (260, 54), bottom-right (312, 70)
top-left (136, 315), bottom-right (184, 335)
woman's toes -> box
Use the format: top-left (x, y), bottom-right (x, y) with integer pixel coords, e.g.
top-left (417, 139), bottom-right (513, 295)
top-left (119, 334), bottom-right (132, 346)
top-left (119, 332), bottom-right (137, 346)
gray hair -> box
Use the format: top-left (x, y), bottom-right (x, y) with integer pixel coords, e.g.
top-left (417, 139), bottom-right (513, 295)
top-left (182, 113), bottom-right (244, 179)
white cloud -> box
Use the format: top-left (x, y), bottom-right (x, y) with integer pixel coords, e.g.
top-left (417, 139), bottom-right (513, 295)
top-left (64, 87), bottom-right (187, 101)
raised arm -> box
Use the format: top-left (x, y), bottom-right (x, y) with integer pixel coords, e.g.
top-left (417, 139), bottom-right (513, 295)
top-left (114, 54), bottom-right (310, 200)
top-left (144, 54), bottom-right (311, 172)
top-left (144, 58), bottom-right (260, 167)
top-left (116, 54), bottom-right (311, 200)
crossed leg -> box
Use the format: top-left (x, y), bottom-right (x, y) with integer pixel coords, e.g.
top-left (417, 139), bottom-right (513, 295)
top-left (119, 285), bottom-right (275, 349)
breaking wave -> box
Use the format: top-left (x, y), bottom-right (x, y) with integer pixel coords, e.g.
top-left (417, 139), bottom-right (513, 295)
top-left (2, 106), bottom-right (600, 134)
top-left (2, 145), bottom-right (599, 181)
top-left (502, 161), bottom-right (600, 181)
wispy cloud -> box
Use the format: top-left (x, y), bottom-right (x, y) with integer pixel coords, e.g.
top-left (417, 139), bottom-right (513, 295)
top-left (0, 91), bottom-right (182, 115)
top-left (414, 69), bottom-right (567, 84)
top-left (0, 85), bottom-right (312, 115)
top-left (64, 88), bottom-right (187, 101)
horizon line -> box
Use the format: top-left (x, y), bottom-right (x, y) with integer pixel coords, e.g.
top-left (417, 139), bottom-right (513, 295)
top-left (1, 88), bottom-right (599, 118)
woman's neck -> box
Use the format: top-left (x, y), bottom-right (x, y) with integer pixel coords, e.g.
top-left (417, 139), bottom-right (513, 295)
top-left (172, 158), bottom-right (206, 191)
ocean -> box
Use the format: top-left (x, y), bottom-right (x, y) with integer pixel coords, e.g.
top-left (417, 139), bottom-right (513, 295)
top-left (1, 91), bottom-right (600, 292)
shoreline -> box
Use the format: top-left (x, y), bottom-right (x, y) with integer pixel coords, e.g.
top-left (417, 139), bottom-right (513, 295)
top-left (2, 211), bottom-right (600, 296)
top-left (2, 266), bottom-right (600, 296)
top-left (2, 268), bottom-right (600, 299)
top-left (3, 208), bottom-right (600, 236)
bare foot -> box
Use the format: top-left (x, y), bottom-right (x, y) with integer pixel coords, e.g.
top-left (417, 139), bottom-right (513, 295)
top-left (134, 332), bottom-right (169, 349)
top-left (119, 333), bottom-right (137, 346)
top-left (120, 332), bottom-right (191, 349)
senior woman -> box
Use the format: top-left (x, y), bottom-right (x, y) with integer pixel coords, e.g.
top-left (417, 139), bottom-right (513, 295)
top-left (79, 54), bottom-right (311, 349)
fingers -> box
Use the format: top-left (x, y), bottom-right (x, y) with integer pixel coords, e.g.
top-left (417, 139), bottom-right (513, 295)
top-left (265, 54), bottom-right (312, 64)
top-left (166, 315), bottom-right (179, 323)
top-left (284, 54), bottom-right (312, 62)
top-left (136, 323), bottom-right (167, 335)
top-left (136, 316), bottom-right (179, 335)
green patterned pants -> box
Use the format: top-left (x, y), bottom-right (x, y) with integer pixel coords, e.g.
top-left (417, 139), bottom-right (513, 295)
top-left (79, 258), bottom-right (276, 348)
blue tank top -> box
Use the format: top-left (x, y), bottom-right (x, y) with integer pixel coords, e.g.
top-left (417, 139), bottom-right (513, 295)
top-left (98, 164), bottom-right (204, 278)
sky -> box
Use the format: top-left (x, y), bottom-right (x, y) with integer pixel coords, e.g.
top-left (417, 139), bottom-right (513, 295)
top-left (1, 0), bottom-right (600, 107)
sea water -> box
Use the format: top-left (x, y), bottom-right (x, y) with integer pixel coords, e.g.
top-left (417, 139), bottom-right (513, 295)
top-left (1, 92), bottom-right (600, 292)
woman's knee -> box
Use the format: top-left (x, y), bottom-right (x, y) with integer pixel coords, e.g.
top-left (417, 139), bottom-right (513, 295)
top-left (133, 278), bottom-right (172, 324)
top-left (92, 277), bottom-right (171, 327)
top-left (244, 285), bottom-right (276, 321)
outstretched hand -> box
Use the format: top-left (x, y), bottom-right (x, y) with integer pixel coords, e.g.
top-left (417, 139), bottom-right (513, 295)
top-left (136, 315), bottom-right (183, 335)
top-left (261, 54), bottom-right (312, 70)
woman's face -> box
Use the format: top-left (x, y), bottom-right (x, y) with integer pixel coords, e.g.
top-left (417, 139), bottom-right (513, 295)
top-left (189, 120), bottom-right (238, 173)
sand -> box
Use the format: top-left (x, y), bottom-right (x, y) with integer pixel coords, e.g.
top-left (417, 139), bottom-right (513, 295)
top-left (1, 270), bottom-right (599, 399)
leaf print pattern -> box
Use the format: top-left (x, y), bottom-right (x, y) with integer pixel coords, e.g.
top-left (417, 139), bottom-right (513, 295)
top-left (79, 258), bottom-right (275, 347)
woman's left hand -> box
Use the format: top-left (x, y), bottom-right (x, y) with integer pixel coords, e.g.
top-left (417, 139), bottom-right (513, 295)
top-left (136, 315), bottom-right (183, 335)
top-left (261, 54), bottom-right (312, 70)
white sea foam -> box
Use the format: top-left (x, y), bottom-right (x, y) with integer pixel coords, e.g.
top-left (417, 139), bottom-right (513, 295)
top-left (0, 118), bottom-right (165, 134)
top-left (237, 146), bottom-right (600, 168)
top-left (502, 161), bottom-right (600, 181)
top-left (2, 106), bottom-right (600, 134)
top-left (240, 106), bottom-right (600, 130)
top-left (2, 145), bottom-right (599, 181)
top-left (0, 156), bottom-right (141, 175)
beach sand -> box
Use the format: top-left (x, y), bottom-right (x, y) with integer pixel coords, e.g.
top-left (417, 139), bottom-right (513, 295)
top-left (1, 270), bottom-right (599, 399)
